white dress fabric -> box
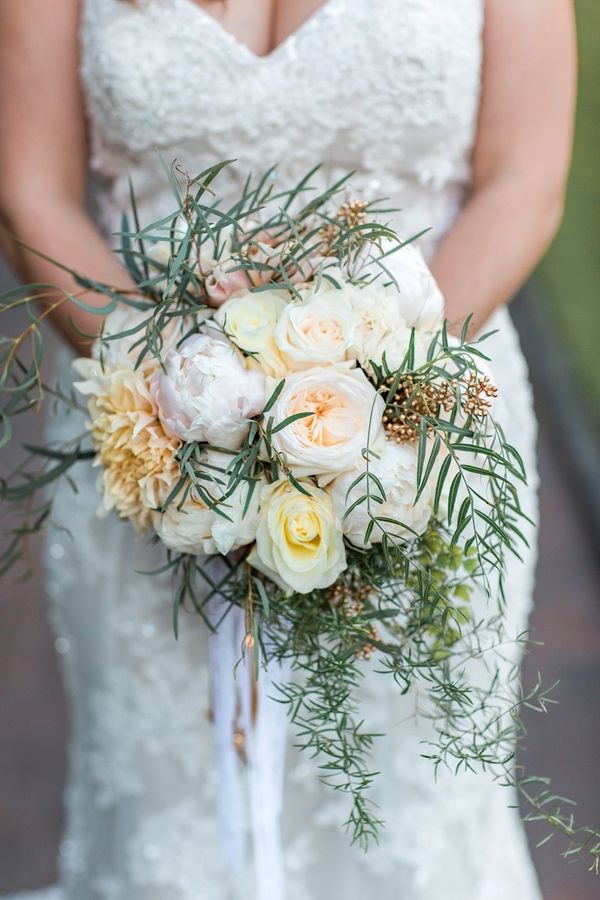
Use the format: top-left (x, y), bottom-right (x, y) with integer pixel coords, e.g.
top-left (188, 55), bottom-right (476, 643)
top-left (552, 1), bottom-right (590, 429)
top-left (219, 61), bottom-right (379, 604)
top-left (8, 1), bottom-right (543, 897)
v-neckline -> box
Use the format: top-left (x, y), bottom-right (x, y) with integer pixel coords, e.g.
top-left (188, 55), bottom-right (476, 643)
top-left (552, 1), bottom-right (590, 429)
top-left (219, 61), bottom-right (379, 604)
top-left (177, 0), bottom-right (340, 62)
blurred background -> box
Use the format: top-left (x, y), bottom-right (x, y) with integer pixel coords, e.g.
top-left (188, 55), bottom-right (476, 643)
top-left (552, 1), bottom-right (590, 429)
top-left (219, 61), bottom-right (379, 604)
top-left (1, 3), bottom-right (599, 898)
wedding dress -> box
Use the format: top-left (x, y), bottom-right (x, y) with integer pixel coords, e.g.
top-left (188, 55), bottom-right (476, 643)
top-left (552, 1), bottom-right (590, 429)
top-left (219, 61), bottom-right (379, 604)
top-left (8, 0), bottom-right (543, 897)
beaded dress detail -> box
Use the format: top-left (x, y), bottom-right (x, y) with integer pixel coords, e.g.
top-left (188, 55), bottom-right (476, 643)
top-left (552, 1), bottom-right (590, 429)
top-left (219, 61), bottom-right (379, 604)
top-left (8, 1), bottom-right (542, 897)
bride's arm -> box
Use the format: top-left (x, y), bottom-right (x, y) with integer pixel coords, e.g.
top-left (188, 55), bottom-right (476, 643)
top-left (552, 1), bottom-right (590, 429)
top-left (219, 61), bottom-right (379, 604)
top-left (430, 0), bottom-right (576, 332)
top-left (0, 0), bottom-right (135, 354)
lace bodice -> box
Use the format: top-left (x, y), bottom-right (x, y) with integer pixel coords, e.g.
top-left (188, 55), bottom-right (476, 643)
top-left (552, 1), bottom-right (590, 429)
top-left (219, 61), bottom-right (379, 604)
top-left (7, 2), bottom-right (543, 898)
top-left (81, 0), bottom-right (483, 255)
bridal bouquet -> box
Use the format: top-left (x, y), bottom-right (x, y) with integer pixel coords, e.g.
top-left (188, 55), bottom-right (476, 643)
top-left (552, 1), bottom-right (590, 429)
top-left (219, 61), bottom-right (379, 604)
top-left (2, 161), bottom-right (599, 877)
top-left (75, 204), bottom-right (493, 605)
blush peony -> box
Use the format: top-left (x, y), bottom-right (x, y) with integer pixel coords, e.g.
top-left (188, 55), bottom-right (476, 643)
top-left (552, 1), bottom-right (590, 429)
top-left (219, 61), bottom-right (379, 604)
top-left (152, 332), bottom-right (266, 449)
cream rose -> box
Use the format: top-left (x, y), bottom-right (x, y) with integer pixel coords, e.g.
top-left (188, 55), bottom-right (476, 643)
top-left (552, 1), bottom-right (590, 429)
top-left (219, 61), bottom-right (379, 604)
top-left (248, 478), bottom-right (346, 594)
top-left (270, 365), bottom-right (385, 484)
top-left (330, 440), bottom-right (434, 548)
top-left (214, 289), bottom-right (289, 377)
top-left (153, 450), bottom-right (260, 556)
top-left (346, 284), bottom-right (410, 371)
top-left (152, 332), bottom-right (266, 449)
top-left (273, 287), bottom-right (358, 370)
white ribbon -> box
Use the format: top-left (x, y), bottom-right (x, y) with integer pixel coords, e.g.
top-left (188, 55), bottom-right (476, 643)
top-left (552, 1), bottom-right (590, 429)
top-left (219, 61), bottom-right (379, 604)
top-left (208, 595), bottom-right (291, 900)
top-left (208, 599), bottom-right (246, 872)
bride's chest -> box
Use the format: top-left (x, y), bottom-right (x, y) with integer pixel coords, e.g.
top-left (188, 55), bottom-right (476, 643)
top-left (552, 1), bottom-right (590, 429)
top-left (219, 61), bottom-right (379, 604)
top-left (81, 0), bottom-right (483, 175)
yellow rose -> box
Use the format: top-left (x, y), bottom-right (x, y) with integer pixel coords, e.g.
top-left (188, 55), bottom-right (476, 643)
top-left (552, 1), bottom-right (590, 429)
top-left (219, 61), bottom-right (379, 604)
top-left (213, 289), bottom-right (289, 377)
top-left (248, 479), bottom-right (347, 594)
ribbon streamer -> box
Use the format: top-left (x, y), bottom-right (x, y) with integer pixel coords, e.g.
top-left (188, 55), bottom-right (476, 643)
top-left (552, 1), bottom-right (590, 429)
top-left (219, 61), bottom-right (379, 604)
top-left (209, 595), bottom-right (290, 900)
top-left (208, 598), bottom-right (246, 871)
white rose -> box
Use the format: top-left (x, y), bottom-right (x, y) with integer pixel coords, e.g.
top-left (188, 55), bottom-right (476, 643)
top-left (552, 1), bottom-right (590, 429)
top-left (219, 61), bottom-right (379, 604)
top-left (270, 365), bottom-right (385, 484)
top-left (152, 332), bottom-right (265, 449)
top-left (214, 289), bottom-right (289, 377)
top-left (330, 440), bottom-right (434, 548)
top-left (153, 450), bottom-right (260, 556)
top-left (248, 478), bottom-right (346, 594)
top-left (274, 286), bottom-right (358, 370)
top-left (379, 242), bottom-right (444, 330)
top-left (348, 283), bottom-right (410, 368)
top-left (368, 325), bottom-right (434, 375)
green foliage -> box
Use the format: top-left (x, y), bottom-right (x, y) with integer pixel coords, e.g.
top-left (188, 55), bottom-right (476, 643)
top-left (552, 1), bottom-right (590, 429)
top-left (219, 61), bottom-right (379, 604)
top-left (0, 159), bottom-right (598, 868)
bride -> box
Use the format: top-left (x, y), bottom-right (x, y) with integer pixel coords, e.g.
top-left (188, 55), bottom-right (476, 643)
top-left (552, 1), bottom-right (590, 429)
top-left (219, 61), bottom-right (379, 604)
top-left (0, 1), bottom-right (576, 898)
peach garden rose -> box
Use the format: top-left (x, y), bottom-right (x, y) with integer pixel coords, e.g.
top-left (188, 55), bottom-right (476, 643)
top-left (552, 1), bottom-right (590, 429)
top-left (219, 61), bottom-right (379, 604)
top-left (269, 364), bottom-right (385, 484)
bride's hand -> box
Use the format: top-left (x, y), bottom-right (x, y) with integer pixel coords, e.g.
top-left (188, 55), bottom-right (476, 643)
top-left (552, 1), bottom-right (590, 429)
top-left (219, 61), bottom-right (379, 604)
top-left (430, 0), bottom-right (576, 334)
top-left (0, 0), bottom-right (136, 356)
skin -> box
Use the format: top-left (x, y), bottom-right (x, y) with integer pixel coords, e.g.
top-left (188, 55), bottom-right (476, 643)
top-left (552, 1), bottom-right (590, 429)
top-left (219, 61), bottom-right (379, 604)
top-left (0, 0), bottom-right (577, 353)
top-left (431, 0), bottom-right (577, 330)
